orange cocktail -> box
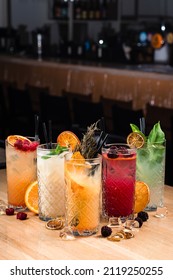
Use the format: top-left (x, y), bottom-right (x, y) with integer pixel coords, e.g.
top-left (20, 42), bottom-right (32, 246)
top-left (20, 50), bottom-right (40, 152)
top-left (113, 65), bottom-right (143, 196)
top-left (64, 153), bottom-right (102, 236)
top-left (6, 135), bottom-right (39, 209)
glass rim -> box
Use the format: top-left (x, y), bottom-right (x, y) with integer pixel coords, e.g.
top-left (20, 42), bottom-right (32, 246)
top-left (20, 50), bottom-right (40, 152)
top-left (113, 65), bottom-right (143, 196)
top-left (5, 136), bottom-right (39, 148)
top-left (37, 143), bottom-right (60, 151)
top-left (64, 153), bottom-right (102, 162)
top-left (102, 143), bottom-right (136, 150)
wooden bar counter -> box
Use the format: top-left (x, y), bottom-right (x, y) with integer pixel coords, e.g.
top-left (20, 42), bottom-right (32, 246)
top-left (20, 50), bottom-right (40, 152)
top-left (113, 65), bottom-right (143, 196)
top-left (1, 55), bottom-right (173, 110)
top-left (0, 169), bottom-right (173, 260)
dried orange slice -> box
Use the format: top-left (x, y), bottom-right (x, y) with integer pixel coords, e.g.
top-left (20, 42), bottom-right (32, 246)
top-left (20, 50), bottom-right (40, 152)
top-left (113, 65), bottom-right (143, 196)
top-left (57, 131), bottom-right (80, 151)
top-left (25, 181), bottom-right (38, 214)
top-left (7, 135), bottom-right (31, 146)
top-left (134, 181), bottom-right (150, 213)
top-left (71, 151), bottom-right (84, 160)
top-left (127, 132), bottom-right (145, 149)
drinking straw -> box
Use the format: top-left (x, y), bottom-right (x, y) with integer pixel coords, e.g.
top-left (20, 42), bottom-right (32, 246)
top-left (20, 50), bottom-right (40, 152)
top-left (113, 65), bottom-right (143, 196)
top-left (96, 131), bottom-right (104, 149)
top-left (100, 117), bottom-right (106, 136)
top-left (96, 133), bottom-right (109, 155)
top-left (42, 122), bottom-right (49, 148)
top-left (48, 120), bottom-right (52, 148)
top-left (34, 114), bottom-right (39, 141)
top-left (139, 117), bottom-right (146, 134)
top-left (142, 117), bottom-right (146, 134)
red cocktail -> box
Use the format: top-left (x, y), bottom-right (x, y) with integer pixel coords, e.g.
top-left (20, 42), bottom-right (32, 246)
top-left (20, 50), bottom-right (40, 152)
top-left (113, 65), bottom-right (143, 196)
top-left (102, 144), bottom-right (136, 220)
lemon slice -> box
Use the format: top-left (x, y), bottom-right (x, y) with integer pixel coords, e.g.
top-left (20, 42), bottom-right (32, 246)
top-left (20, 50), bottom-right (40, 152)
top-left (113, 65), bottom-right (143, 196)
top-left (127, 132), bottom-right (145, 149)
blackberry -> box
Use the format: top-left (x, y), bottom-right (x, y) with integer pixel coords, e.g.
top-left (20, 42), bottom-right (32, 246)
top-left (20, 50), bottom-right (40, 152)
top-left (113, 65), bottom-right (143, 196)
top-left (107, 146), bottom-right (118, 159)
top-left (107, 152), bottom-right (118, 159)
top-left (101, 226), bottom-right (112, 237)
top-left (134, 217), bottom-right (143, 228)
top-left (137, 211), bottom-right (149, 222)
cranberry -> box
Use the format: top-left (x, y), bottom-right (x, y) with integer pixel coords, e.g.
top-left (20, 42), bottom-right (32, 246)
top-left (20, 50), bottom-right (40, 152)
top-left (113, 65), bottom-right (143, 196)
top-left (14, 139), bottom-right (23, 150)
top-left (6, 208), bottom-right (14, 215)
top-left (29, 141), bottom-right (39, 151)
top-left (16, 212), bottom-right (27, 220)
top-left (23, 139), bottom-right (30, 145)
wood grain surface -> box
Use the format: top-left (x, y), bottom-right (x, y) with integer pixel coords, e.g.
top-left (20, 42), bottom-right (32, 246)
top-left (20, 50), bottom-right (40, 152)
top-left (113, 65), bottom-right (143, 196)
top-left (0, 169), bottom-right (173, 260)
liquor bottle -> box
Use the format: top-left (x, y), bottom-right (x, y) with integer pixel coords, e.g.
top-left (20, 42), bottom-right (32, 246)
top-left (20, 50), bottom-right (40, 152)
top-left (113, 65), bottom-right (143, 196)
top-left (61, 0), bottom-right (68, 19)
top-left (81, 0), bottom-right (88, 20)
top-left (100, 0), bottom-right (107, 20)
top-left (74, 0), bottom-right (81, 20)
top-left (95, 0), bottom-right (101, 20)
top-left (88, 0), bottom-right (94, 20)
top-left (53, 0), bottom-right (61, 19)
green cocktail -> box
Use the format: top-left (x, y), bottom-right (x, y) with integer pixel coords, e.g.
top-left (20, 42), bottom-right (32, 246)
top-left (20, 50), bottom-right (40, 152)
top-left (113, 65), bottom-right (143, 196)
top-left (130, 122), bottom-right (166, 211)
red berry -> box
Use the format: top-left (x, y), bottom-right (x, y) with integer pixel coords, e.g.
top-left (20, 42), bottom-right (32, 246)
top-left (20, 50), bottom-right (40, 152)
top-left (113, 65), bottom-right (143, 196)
top-left (14, 140), bottom-right (23, 150)
top-left (16, 212), bottom-right (27, 220)
top-left (22, 144), bottom-right (30, 151)
top-left (6, 208), bottom-right (14, 215)
top-left (29, 141), bottom-right (39, 151)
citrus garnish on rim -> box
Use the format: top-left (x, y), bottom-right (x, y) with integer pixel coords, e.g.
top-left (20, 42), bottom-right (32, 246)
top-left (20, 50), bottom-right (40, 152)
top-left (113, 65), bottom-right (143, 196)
top-left (127, 132), bottom-right (145, 149)
top-left (57, 131), bottom-right (80, 151)
top-left (7, 135), bottom-right (31, 146)
top-left (25, 181), bottom-right (38, 214)
top-left (134, 181), bottom-right (150, 213)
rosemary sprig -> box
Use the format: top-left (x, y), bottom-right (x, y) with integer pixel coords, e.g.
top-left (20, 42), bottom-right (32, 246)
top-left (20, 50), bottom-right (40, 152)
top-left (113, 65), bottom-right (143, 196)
top-left (74, 120), bottom-right (108, 159)
top-left (74, 121), bottom-right (99, 158)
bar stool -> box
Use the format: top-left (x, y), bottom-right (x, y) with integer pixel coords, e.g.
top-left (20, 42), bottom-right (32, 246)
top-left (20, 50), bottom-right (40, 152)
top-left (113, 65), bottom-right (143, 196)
top-left (112, 104), bottom-right (144, 138)
top-left (25, 84), bottom-right (49, 115)
top-left (6, 84), bottom-right (34, 136)
top-left (72, 99), bottom-right (104, 138)
top-left (100, 95), bottom-right (133, 133)
top-left (40, 93), bottom-right (72, 142)
top-left (62, 89), bottom-right (92, 123)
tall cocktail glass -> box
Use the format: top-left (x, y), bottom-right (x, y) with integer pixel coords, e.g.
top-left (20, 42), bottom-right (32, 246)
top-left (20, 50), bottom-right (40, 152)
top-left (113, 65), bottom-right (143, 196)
top-left (6, 136), bottom-right (39, 210)
top-left (136, 141), bottom-right (166, 211)
top-left (64, 153), bottom-right (102, 237)
top-left (102, 144), bottom-right (136, 226)
top-left (37, 143), bottom-right (68, 221)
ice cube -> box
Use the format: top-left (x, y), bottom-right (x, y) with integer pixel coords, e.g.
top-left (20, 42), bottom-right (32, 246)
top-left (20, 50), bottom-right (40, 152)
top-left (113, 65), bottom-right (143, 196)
top-left (0, 200), bottom-right (7, 215)
top-left (154, 206), bottom-right (168, 218)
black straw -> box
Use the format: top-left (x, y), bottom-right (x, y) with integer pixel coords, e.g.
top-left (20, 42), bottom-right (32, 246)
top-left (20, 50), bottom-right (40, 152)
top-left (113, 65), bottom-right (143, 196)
top-left (34, 114), bottom-right (39, 141)
top-left (96, 133), bottom-right (109, 154)
top-left (140, 117), bottom-right (145, 134)
top-left (48, 120), bottom-right (52, 148)
top-left (100, 117), bottom-right (106, 136)
top-left (96, 131), bottom-right (103, 148)
top-left (42, 122), bottom-right (49, 148)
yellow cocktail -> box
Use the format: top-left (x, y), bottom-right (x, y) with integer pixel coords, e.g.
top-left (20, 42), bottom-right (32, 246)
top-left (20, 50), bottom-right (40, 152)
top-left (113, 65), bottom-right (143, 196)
top-left (64, 153), bottom-right (101, 236)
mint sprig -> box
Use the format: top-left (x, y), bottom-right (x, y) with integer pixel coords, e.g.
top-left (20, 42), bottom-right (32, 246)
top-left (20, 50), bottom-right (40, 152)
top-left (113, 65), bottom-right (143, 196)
top-left (130, 121), bottom-right (165, 164)
top-left (130, 121), bottom-right (165, 144)
top-left (148, 122), bottom-right (165, 144)
top-left (42, 144), bottom-right (69, 159)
